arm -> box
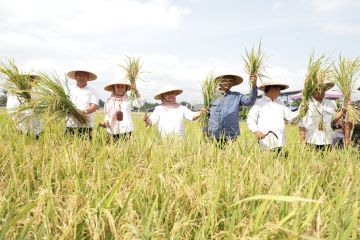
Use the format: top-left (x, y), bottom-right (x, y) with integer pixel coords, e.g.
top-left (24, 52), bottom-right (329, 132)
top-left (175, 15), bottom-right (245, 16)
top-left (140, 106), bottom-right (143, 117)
top-left (240, 74), bottom-right (258, 107)
top-left (246, 103), bottom-right (265, 140)
top-left (283, 105), bottom-right (300, 123)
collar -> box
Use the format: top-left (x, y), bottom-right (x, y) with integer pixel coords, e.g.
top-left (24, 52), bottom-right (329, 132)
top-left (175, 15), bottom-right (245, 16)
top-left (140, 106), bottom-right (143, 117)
top-left (263, 95), bottom-right (278, 102)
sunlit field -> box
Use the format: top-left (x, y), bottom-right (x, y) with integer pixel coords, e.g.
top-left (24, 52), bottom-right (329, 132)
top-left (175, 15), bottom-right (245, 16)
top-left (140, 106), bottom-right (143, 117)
top-left (0, 110), bottom-right (359, 239)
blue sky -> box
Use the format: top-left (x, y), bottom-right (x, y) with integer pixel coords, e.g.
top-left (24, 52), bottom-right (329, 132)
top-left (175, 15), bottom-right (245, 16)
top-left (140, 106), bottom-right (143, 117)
top-left (1, 0), bottom-right (360, 102)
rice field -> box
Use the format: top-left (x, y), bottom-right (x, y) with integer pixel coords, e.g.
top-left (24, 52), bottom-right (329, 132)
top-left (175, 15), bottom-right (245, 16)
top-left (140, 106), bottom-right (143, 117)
top-left (0, 111), bottom-right (360, 239)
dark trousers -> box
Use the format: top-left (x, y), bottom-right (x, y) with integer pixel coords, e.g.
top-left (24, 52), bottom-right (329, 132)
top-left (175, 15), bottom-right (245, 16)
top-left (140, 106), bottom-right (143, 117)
top-left (107, 132), bottom-right (132, 143)
top-left (65, 127), bottom-right (93, 140)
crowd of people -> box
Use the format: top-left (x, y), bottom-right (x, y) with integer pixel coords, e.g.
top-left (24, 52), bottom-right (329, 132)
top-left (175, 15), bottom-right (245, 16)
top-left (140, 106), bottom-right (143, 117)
top-left (5, 69), bottom-right (360, 151)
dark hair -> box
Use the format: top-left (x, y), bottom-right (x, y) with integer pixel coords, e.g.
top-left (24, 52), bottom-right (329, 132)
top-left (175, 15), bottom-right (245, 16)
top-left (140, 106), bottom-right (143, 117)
top-left (264, 86), bottom-right (272, 93)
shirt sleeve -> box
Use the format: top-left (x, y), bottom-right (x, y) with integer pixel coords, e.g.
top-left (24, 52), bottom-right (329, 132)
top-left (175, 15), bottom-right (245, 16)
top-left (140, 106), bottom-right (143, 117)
top-left (182, 106), bottom-right (197, 121)
top-left (104, 100), bottom-right (110, 122)
top-left (239, 87), bottom-right (258, 107)
top-left (149, 106), bottom-right (160, 125)
top-left (90, 90), bottom-right (99, 106)
top-left (246, 102), bottom-right (260, 133)
top-left (283, 104), bottom-right (300, 123)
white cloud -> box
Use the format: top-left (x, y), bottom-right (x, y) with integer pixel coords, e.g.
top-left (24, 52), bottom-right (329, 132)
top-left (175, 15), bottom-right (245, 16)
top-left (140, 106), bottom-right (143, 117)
top-left (322, 22), bottom-right (360, 36)
top-left (311, 0), bottom-right (353, 12)
top-left (0, 0), bottom-right (191, 36)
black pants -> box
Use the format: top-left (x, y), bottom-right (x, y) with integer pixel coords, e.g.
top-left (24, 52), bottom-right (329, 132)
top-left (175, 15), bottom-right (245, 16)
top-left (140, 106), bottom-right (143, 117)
top-left (18, 130), bottom-right (42, 140)
top-left (107, 132), bottom-right (132, 143)
top-left (65, 127), bottom-right (93, 140)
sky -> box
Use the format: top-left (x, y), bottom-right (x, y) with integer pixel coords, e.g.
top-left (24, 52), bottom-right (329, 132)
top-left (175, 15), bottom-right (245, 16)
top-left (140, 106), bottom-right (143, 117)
top-left (1, 0), bottom-right (360, 103)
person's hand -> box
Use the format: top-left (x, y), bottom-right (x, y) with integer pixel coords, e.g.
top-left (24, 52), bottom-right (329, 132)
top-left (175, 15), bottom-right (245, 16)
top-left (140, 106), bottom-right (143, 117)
top-left (250, 74), bottom-right (257, 87)
top-left (131, 82), bottom-right (137, 90)
top-left (99, 120), bottom-right (109, 128)
top-left (144, 113), bottom-right (149, 123)
top-left (255, 130), bottom-right (266, 140)
top-left (201, 108), bottom-right (210, 116)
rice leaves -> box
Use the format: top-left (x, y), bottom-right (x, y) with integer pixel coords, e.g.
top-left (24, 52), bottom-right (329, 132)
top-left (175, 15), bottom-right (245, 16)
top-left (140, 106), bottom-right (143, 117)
top-left (200, 72), bottom-right (221, 126)
top-left (299, 53), bottom-right (331, 118)
top-left (242, 41), bottom-right (267, 85)
top-left (118, 56), bottom-right (144, 100)
top-left (332, 55), bottom-right (360, 123)
top-left (0, 60), bottom-right (32, 101)
top-left (15, 73), bottom-right (88, 124)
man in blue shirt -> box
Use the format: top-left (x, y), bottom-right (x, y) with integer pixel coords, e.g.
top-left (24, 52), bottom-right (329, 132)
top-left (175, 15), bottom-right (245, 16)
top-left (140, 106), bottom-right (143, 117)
top-left (205, 74), bottom-right (258, 145)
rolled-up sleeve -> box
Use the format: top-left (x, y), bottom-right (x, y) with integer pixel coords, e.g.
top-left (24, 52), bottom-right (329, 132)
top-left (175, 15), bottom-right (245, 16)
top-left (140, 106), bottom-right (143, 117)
top-left (240, 87), bottom-right (258, 107)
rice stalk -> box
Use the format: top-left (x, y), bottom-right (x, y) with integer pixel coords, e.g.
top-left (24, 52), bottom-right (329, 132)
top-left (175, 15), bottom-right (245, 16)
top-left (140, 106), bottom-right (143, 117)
top-left (332, 55), bottom-right (360, 123)
top-left (200, 72), bottom-right (221, 127)
top-left (242, 41), bottom-right (267, 85)
top-left (299, 53), bottom-right (331, 118)
top-left (118, 56), bottom-right (144, 100)
top-left (15, 73), bottom-right (88, 124)
top-left (0, 60), bottom-right (32, 101)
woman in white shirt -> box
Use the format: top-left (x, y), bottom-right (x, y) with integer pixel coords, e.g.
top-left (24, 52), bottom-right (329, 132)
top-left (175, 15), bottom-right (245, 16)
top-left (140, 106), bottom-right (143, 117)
top-left (143, 85), bottom-right (202, 138)
top-left (247, 79), bottom-right (300, 153)
top-left (101, 77), bottom-right (143, 142)
top-left (65, 70), bottom-right (99, 140)
top-left (299, 82), bottom-right (345, 150)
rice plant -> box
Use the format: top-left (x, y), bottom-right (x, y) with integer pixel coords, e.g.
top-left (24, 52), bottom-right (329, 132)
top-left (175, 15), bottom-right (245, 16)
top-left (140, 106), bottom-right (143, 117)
top-left (200, 72), bottom-right (221, 126)
top-left (299, 53), bottom-right (331, 118)
top-left (242, 41), bottom-right (267, 85)
top-left (1, 111), bottom-right (360, 239)
top-left (0, 60), bottom-right (32, 101)
top-left (118, 56), bottom-right (144, 100)
top-left (332, 55), bottom-right (360, 123)
top-left (15, 73), bottom-right (88, 124)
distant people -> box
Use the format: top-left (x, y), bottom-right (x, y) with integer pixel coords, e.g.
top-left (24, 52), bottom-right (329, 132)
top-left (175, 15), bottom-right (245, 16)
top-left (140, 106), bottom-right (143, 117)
top-left (247, 79), bottom-right (300, 153)
top-left (205, 74), bottom-right (258, 145)
top-left (6, 74), bottom-right (43, 139)
top-left (65, 70), bottom-right (99, 140)
top-left (101, 77), bottom-right (143, 142)
top-left (144, 85), bottom-right (202, 138)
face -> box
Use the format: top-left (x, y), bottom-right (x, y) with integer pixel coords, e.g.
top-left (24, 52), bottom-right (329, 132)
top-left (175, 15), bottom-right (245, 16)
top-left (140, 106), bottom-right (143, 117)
top-left (114, 84), bottom-right (127, 95)
top-left (313, 88), bottom-right (326, 101)
top-left (161, 91), bottom-right (177, 103)
top-left (219, 79), bottom-right (233, 91)
top-left (75, 71), bottom-right (89, 88)
top-left (268, 86), bottom-right (281, 98)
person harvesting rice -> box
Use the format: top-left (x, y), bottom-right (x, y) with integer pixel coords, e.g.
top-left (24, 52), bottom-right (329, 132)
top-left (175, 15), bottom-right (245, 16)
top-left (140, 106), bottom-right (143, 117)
top-left (247, 79), bottom-right (300, 152)
top-left (205, 74), bottom-right (258, 145)
top-left (299, 81), bottom-right (346, 150)
top-left (65, 70), bottom-right (99, 140)
top-left (6, 74), bottom-right (43, 139)
top-left (100, 77), bottom-right (143, 142)
top-left (143, 85), bottom-right (203, 138)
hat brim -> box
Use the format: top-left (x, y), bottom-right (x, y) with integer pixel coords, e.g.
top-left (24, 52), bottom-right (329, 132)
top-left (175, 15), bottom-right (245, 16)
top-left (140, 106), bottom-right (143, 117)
top-left (259, 84), bottom-right (289, 91)
top-left (318, 82), bottom-right (334, 91)
top-left (154, 89), bottom-right (183, 100)
top-left (67, 70), bottom-right (97, 81)
top-left (216, 74), bottom-right (243, 86)
top-left (104, 83), bottom-right (131, 92)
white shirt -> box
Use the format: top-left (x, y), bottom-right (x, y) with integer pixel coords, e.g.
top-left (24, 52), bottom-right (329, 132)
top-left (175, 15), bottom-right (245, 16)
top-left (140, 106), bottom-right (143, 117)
top-left (299, 97), bottom-right (336, 145)
top-left (66, 85), bottom-right (99, 128)
top-left (149, 105), bottom-right (197, 138)
top-left (104, 97), bottom-right (144, 134)
top-left (247, 96), bottom-right (300, 150)
top-left (6, 94), bottom-right (43, 135)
